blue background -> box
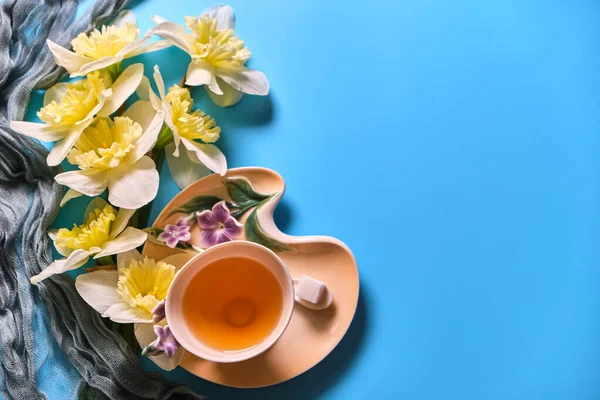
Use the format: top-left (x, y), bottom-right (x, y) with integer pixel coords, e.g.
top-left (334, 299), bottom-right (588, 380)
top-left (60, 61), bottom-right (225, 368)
top-left (33, 0), bottom-right (600, 399)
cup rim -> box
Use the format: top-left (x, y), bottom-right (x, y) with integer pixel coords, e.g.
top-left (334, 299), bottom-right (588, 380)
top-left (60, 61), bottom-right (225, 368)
top-left (165, 240), bottom-right (295, 363)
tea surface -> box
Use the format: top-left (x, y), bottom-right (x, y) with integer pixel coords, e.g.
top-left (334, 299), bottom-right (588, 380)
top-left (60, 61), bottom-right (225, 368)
top-left (182, 257), bottom-right (283, 352)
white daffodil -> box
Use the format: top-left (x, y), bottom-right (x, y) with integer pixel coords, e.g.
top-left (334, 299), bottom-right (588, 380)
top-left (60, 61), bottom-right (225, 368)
top-left (32, 198), bottom-right (147, 284)
top-left (55, 102), bottom-right (164, 209)
top-left (137, 65), bottom-right (226, 188)
top-left (151, 5), bottom-right (269, 107)
top-left (47, 10), bottom-right (170, 77)
top-left (10, 64), bottom-right (144, 166)
top-left (75, 249), bottom-right (175, 324)
top-left (76, 249), bottom-right (187, 371)
top-left (75, 248), bottom-right (185, 371)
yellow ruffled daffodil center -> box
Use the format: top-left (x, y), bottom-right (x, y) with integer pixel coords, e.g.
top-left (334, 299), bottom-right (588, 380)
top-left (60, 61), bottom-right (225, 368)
top-left (37, 72), bottom-right (107, 128)
top-left (67, 117), bottom-right (142, 169)
top-left (55, 205), bottom-right (116, 251)
top-left (116, 258), bottom-right (176, 314)
top-left (166, 84), bottom-right (220, 143)
top-left (185, 14), bottom-right (250, 72)
top-left (71, 23), bottom-right (139, 59)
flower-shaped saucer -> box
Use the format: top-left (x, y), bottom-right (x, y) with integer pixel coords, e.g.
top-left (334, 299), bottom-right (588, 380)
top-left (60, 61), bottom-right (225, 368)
top-left (142, 167), bottom-right (359, 388)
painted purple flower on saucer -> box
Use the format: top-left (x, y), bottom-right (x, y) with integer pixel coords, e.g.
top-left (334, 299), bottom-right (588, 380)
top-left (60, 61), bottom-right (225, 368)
top-left (142, 325), bottom-right (179, 358)
top-left (197, 201), bottom-right (243, 248)
top-left (157, 219), bottom-right (191, 248)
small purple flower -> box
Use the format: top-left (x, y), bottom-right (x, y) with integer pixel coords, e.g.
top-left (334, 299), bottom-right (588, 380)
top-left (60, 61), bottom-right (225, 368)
top-left (197, 201), bottom-right (243, 248)
top-left (152, 300), bottom-right (165, 324)
top-left (157, 218), bottom-right (191, 248)
top-left (142, 325), bottom-right (179, 358)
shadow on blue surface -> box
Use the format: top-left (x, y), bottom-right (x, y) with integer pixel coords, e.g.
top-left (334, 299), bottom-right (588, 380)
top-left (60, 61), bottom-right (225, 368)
top-left (152, 283), bottom-right (368, 399)
top-left (273, 199), bottom-right (292, 233)
top-left (191, 86), bottom-right (275, 128)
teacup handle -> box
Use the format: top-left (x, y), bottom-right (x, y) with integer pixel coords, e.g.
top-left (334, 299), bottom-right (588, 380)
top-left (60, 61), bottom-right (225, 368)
top-left (292, 275), bottom-right (333, 311)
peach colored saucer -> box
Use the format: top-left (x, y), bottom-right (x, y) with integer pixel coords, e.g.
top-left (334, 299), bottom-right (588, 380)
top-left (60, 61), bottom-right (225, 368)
top-left (142, 167), bottom-right (359, 388)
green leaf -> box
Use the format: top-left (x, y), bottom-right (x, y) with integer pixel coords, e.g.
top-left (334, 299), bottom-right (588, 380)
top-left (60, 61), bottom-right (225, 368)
top-left (225, 177), bottom-right (270, 207)
top-left (168, 195), bottom-right (223, 216)
top-left (244, 208), bottom-right (292, 253)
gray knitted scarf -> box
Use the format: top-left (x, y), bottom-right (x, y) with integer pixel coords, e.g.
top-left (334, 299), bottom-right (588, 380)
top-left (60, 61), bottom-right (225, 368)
top-left (0, 0), bottom-right (203, 399)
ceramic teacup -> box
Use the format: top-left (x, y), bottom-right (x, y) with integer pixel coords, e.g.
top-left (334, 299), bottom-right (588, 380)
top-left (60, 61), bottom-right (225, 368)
top-left (165, 241), bottom-right (295, 363)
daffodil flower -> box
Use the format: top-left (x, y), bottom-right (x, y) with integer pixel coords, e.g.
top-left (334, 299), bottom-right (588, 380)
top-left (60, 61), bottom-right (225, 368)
top-left (32, 198), bottom-right (147, 284)
top-left (151, 5), bottom-right (269, 107)
top-left (75, 249), bottom-right (175, 323)
top-left (46, 10), bottom-right (170, 77)
top-left (137, 65), bottom-right (226, 189)
top-left (76, 248), bottom-right (185, 370)
top-left (54, 102), bottom-right (164, 209)
top-left (10, 64), bottom-right (144, 166)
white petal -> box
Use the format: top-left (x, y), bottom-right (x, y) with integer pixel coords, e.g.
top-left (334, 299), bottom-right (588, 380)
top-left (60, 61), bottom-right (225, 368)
top-left (219, 69), bottom-right (269, 95)
top-left (181, 138), bottom-right (227, 175)
top-left (84, 197), bottom-right (110, 219)
top-left (124, 104), bottom-right (163, 161)
top-left (205, 5), bottom-right (235, 30)
top-left (112, 30), bottom-right (154, 61)
top-left (112, 9), bottom-right (136, 27)
top-left (126, 39), bottom-right (172, 58)
top-left (110, 207), bottom-right (135, 239)
top-left (30, 249), bottom-right (94, 284)
top-left (136, 76), bottom-right (162, 111)
top-left (165, 142), bottom-right (211, 190)
top-left (163, 103), bottom-right (180, 154)
top-left (117, 249), bottom-right (143, 269)
top-left (107, 156), bottom-right (159, 209)
top-left (93, 227), bottom-right (147, 259)
top-left (47, 230), bottom-right (72, 257)
top-left (59, 188), bottom-right (83, 207)
top-left (54, 168), bottom-right (109, 197)
top-left (123, 100), bottom-right (155, 131)
top-left (136, 76), bottom-right (151, 101)
top-left (152, 15), bottom-right (169, 24)
top-left (185, 61), bottom-right (221, 94)
top-left (47, 120), bottom-right (91, 166)
top-left (48, 230), bottom-right (58, 241)
top-left (9, 121), bottom-right (68, 142)
top-left (103, 303), bottom-right (153, 323)
top-left (44, 83), bottom-right (69, 106)
top-left (46, 39), bottom-right (90, 73)
top-left (48, 230), bottom-right (72, 257)
top-left (97, 64), bottom-right (144, 117)
top-left (135, 323), bottom-right (184, 371)
top-left (205, 78), bottom-right (244, 107)
top-left (74, 87), bottom-right (112, 126)
top-left (75, 55), bottom-right (122, 77)
top-left (150, 22), bottom-right (193, 54)
top-left (153, 65), bottom-right (166, 99)
top-left (75, 270), bottom-right (120, 314)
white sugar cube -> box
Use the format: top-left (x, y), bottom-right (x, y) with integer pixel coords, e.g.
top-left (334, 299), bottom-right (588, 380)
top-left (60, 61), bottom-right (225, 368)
top-left (296, 275), bottom-right (326, 304)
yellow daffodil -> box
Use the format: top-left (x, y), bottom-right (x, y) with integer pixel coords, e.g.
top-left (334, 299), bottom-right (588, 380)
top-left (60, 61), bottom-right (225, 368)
top-left (137, 65), bottom-right (226, 189)
top-left (55, 102), bottom-right (164, 209)
top-left (151, 5), bottom-right (269, 107)
top-left (75, 248), bottom-right (186, 370)
top-left (46, 10), bottom-right (170, 77)
top-left (10, 64), bottom-right (144, 166)
top-left (75, 249), bottom-right (175, 323)
top-left (32, 198), bottom-right (147, 284)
